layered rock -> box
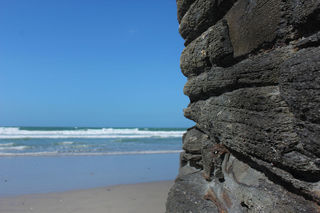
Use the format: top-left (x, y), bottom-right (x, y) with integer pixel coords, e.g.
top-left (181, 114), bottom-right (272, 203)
top-left (167, 0), bottom-right (320, 212)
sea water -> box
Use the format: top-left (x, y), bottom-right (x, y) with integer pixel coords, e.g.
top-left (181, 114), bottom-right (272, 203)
top-left (0, 127), bottom-right (185, 156)
top-left (0, 127), bottom-right (184, 196)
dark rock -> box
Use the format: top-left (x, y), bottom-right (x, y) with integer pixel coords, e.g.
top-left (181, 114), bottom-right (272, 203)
top-left (225, 0), bottom-right (284, 57)
top-left (184, 85), bottom-right (320, 179)
top-left (224, 0), bottom-right (320, 57)
top-left (179, 0), bottom-right (236, 45)
top-left (202, 142), bottom-right (229, 181)
top-left (217, 154), bottom-right (320, 213)
top-left (168, 0), bottom-right (320, 211)
top-left (180, 19), bottom-right (234, 77)
top-left (295, 32), bottom-right (320, 49)
top-left (280, 46), bottom-right (320, 127)
top-left (166, 171), bottom-right (219, 213)
top-left (181, 152), bottom-right (202, 169)
top-left (176, 0), bottom-right (196, 23)
top-left (167, 155), bottom-right (320, 213)
top-left (177, 164), bottom-right (200, 178)
top-left (280, 46), bottom-right (320, 160)
top-left (184, 47), bottom-right (286, 102)
top-left (182, 126), bottom-right (209, 154)
top-left (288, 0), bottom-right (320, 37)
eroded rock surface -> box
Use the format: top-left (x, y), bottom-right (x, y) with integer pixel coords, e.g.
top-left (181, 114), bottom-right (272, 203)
top-left (167, 0), bottom-right (320, 212)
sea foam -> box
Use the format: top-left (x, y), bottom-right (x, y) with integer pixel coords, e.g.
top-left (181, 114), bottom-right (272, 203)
top-left (0, 146), bottom-right (28, 150)
top-left (0, 143), bottom-right (14, 146)
top-left (0, 127), bottom-right (185, 139)
top-left (59, 141), bottom-right (74, 145)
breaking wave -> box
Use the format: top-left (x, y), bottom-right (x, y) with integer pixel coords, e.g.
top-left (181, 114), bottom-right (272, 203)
top-left (0, 127), bottom-right (185, 139)
top-left (0, 146), bottom-right (28, 150)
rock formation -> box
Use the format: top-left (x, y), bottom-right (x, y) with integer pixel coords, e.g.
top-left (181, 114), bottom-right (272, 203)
top-left (167, 0), bottom-right (320, 212)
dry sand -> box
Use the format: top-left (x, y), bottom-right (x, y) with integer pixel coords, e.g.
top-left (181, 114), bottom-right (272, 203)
top-left (0, 181), bottom-right (173, 213)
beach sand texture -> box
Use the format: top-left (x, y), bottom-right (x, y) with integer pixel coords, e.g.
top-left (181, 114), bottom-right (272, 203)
top-left (0, 181), bottom-right (173, 213)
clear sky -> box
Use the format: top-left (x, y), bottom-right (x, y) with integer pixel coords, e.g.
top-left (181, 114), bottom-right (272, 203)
top-left (0, 0), bottom-right (194, 128)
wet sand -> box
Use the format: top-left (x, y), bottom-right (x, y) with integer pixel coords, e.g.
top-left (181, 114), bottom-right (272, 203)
top-left (0, 180), bottom-right (173, 213)
top-left (0, 154), bottom-right (179, 196)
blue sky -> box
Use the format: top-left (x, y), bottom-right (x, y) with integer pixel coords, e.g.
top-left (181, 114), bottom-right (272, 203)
top-left (0, 0), bottom-right (193, 127)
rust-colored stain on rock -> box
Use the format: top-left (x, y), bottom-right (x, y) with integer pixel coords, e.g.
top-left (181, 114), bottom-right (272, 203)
top-left (204, 188), bottom-right (228, 213)
top-left (222, 189), bottom-right (232, 208)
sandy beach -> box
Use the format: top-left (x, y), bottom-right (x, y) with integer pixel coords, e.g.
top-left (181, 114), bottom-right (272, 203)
top-left (0, 131), bottom-right (180, 213)
top-left (0, 180), bottom-right (173, 213)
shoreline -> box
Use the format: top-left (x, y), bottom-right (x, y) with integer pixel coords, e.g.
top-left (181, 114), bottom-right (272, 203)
top-left (0, 150), bottom-right (182, 157)
top-left (0, 180), bottom-right (174, 213)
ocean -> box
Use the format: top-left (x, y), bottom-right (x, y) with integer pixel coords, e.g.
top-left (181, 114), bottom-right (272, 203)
top-left (0, 126), bottom-right (184, 196)
top-left (0, 126), bottom-right (185, 157)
